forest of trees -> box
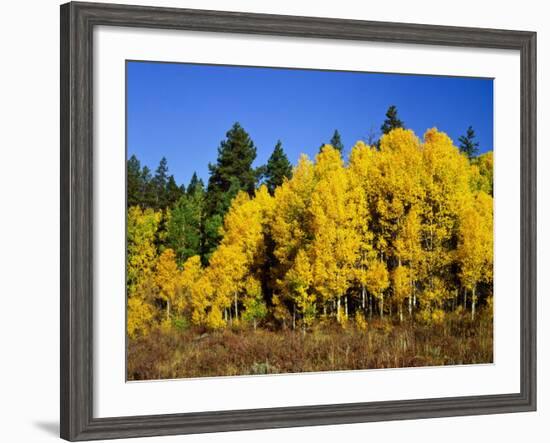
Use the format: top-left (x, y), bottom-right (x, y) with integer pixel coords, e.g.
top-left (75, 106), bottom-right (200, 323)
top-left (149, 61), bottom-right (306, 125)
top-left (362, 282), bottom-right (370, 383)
top-left (127, 108), bottom-right (494, 350)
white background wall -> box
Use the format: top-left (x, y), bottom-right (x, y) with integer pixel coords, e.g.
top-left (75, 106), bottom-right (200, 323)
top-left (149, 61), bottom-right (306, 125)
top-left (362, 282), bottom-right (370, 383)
top-left (0, 0), bottom-right (547, 442)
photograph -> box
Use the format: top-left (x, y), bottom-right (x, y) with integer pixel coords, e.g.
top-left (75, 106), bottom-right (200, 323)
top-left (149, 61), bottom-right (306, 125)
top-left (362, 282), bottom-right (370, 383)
top-left (125, 61), bottom-right (494, 380)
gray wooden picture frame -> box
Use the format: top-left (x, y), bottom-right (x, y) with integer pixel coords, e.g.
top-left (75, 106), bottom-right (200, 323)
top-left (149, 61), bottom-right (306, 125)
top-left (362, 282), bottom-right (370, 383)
top-left (60, 1), bottom-right (537, 441)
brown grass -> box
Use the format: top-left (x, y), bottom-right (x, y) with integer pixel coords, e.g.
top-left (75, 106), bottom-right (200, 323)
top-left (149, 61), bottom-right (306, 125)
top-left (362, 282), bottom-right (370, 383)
top-left (127, 309), bottom-right (493, 380)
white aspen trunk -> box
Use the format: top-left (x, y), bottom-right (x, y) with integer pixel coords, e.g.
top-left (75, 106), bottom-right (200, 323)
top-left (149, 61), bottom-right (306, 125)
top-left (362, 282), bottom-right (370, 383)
top-left (344, 295), bottom-right (348, 318)
top-left (471, 286), bottom-right (476, 320)
top-left (323, 305), bottom-right (327, 317)
top-left (234, 291), bottom-right (238, 320)
top-left (224, 308), bottom-right (228, 322)
top-left (463, 287), bottom-right (467, 310)
top-left (337, 297), bottom-right (341, 320)
top-left (361, 285), bottom-right (366, 310)
top-left (380, 295), bottom-right (384, 319)
top-left (166, 299), bottom-right (170, 321)
top-left (253, 318), bottom-right (257, 330)
top-left (399, 303), bottom-right (403, 323)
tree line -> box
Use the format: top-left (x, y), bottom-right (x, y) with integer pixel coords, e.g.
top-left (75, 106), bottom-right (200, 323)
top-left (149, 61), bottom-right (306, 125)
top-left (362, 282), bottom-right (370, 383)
top-left (127, 106), bottom-right (493, 338)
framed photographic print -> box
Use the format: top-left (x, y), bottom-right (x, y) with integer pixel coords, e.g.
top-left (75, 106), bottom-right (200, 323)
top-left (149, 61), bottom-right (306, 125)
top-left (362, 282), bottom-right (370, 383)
top-left (60, 1), bottom-right (536, 441)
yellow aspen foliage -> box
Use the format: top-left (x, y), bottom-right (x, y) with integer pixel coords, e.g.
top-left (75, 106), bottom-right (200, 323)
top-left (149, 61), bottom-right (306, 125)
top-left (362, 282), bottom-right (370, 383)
top-left (310, 145), bottom-right (359, 319)
top-left (127, 295), bottom-right (155, 339)
top-left (127, 126), bottom-right (494, 336)
top-left (348, 142), bottom-right (376, 311)
top-left (419, 128), bottom-right (471, 312)
top-left (206, 244), bottom-right (246, 319)
top-left (127, 206), bottom-right (162, 337)
top-left (457, 192), bottom-right (493, 319)
top-left (242, 276), bottom-right (268, 329)
top-left (285, 249), bottom-right (316, 327)
top-left (206, 304), bottom-right (225, 330)
top-left (190, 273), bottom-right (213, 327)
top-left (365, 259), bottom-right (390, 318)
top-left (271, 156), bottom-right (316, 267)
top-left (127, 206), bottom-right (162, 296)
top-left (154, 248), bottom-right (180, 320)
top-left (392, 264), bottom-right (410, 322)
top-left (206, 185), bottom-right (274, 326)
top-left (471, 151), bottom-right (493, 195)
top-left (271, 156), bottom-right (316, 316)
top-left (180, 255), bottom-right (202, 318)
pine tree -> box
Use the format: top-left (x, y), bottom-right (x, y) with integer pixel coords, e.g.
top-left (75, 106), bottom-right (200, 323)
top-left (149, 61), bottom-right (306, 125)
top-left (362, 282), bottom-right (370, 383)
top-left (152, 157), bottom-right (169, 209)
top-left (330, 129), bottom-right (344, 153)
top-left (187, 172), bottom-right (204, 196)
top-left (204, 123), bottom-right (259, 258)
top-left (140, 166), bottom-right (156, 208)
top-left (206, 123), bottom-right (258, 215)
top-left (264, 140), bottom-right (292, 195)
top-left (165, 175), bottom-right (183, 208)
top-left (458, 125), bottom-right (479, 159)
top-left (380, 105), bottom-right (404, 135)
top-left (127, 155), bottom-right (143, 207)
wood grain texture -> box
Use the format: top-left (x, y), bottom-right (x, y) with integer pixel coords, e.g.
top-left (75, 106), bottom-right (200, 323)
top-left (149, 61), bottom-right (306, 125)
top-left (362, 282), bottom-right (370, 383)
top-left (60, 2), bottom-right (537, 441)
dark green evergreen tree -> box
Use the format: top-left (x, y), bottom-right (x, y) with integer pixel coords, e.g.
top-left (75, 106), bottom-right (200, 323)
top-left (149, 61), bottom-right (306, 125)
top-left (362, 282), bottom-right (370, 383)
top-left (186, 172), bottom-right (204, 196)
top-left (152, 157), bottom-right (169, 209)
top-left (165, 175), bottom-right (183, 208)
top-left (380, 105), bottom-right (404, 135)
top-left (329, 130), bottom-right (344, 153)
top-left (206, 123), bottom-right (258, 216)
top-left (140, 165), bottom-right (156, 208)
top-left (127, 155), bottom-right (143, 207)
top-left (264, 140), bottom-right (292, 195)
top-left (458, 125), bottom-right (480, 159)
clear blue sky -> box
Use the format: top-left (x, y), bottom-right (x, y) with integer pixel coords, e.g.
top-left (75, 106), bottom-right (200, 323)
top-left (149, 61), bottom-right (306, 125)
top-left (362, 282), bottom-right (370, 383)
top-left (127, 61), bottom-right (493, 188)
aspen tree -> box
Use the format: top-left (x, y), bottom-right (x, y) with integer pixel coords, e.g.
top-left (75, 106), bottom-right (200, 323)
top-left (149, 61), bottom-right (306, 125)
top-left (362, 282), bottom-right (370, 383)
top-left (365, 259), bottom-right (390, 319)
top-left (348, 142), bottom-right (376, 316)
top-left (285, 249), bottom-right (315, 331)
top-left (310, 145), bottom-right (359, 322)
top-left (154, 248), bottom-right (180, 321)
top-left (420, 128), bottom-right (471, 314)
top-left (457, 192), bottom-right (493, 319)
top-left (126, 206), bottom-right (162, 337)
top-left (271, 156), bottom-right (316, 322)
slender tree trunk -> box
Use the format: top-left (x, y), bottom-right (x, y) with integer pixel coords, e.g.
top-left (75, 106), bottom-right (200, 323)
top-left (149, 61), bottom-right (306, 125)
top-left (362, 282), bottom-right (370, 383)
top-left (166, 299), bottom-right (170, 321)
top-left (224, 308), bottom-right (228, 322)
top-left (380, 295), bottom-right (384, 319)
top-left (234, 291), bottom-right (238, 320)
top-left (471, 286), bottom-right (477, 320)
top-left (463, 287), bottom-right (467, 310)
top-left (344, 295), bottom-right (348, 318)
top-left (399, 303), bottom-right (403, 323)
top-left (337, 297), bottom-right (341, 320)
top-left (292, 304), bottom-right (296, 330)
top-left (229, 306), bottom-right (233, 324)
top-left (361, 285), bottom-right (366, 310)
top-left (253, 318), bottom-right (257, 330)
